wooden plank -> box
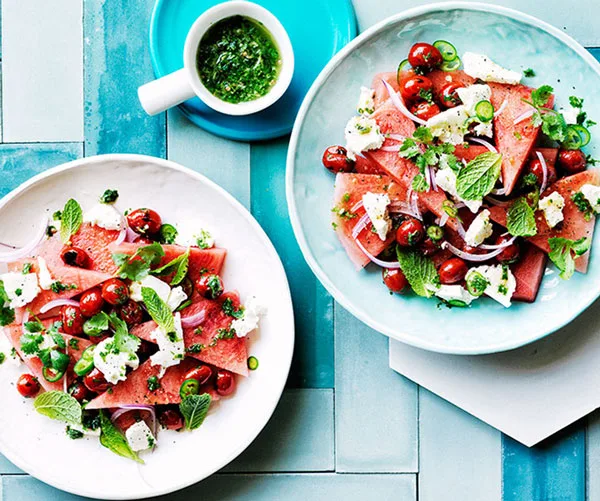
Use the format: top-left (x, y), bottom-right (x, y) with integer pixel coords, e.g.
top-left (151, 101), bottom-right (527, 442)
top-left (335, 308), bottom-right (417, 472)
top-left (250, 138), bottom-right (334, 388)
top-left (2, 0), bottom-right (83, 142)
top-left (419, 389), bottom-right (501, 501)
top-left (83, 0), bottom-right (165, 157)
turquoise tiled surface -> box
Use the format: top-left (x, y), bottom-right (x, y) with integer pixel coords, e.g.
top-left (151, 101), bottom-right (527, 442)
top-left (0, 0), bottom-right (599, 499)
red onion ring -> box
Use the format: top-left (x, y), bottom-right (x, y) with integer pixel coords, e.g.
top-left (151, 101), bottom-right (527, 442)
top-left (111, 405), bottom-right (157, 442)
top-left (513, 109), bottom-right (535, 125)
top-left (387, 133), bottom-right (407, 142)
top-left (439, 212), bottom-right (449, 227)
top-left (354, 239), bottom-right (401, 269)
top-left (468, 137), bottom-right (498, 153)
top-left (0, 217), bottom-right (48, 263)
top-left (114, 228), bottom-right (127, 246)
top-left (424, 165), bottom-right (432, 190)
top-left (536, 151), bottom-right (549, 193)
top-left (429, 166), bottom-right (437, 191)
top-left (380, 145), bottom-right (401, 152)
top-left (485, 196), bottom-right (511, 207)
top-left (181, 309), bottom-right (206, 329)
top-left (351, 213), bottom-right (370, 240)
top-left (381, 80), bottom-right (427, 126)
top-left (40, 298), bottom-right (80, 314)
top-left (441, 241), bottom-right (508, 261)
top-left (479, 235), bottom-right (517, 250)
top-left (125, 226), bottom-right (140, 243)
top-left (407, 188), bottom-right (422, 221)
top-left (494, 99), bottom-right (508, 117)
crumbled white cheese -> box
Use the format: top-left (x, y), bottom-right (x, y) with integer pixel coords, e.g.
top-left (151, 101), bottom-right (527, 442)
top-left (357, 86), bottom-right (375, 116)
top-left (93, 337), bottom-right (139, 384)
top-left (344, 116), bottom-right (385, 160)
top-left (463, 52), bottom-right (522, 85)
top-left (473, 121), bottom-right (494, 138)
top-left (130, 275), bottom-right (187, 311)
top-left (426, 106), bottom-right (469, 145)
top-left (560, 106), bottom-right (579, 125)
top-left (580, 184), bottom-right (600, 213)
top-left (466, 265), bottom-right (516, 308)
top-left (464, 210), bottom-right (493, 247)
top-left (434, 168), bottom-right (482, 214)
top-left (37, 257), bottom-right (54, 291)
top-left (84, 204), bottom-right (125, 231)
top-left (167, 286), bottom-right (188, 311)
top-left (150, 312), bottom-right (185, 376)
top-left (456, 84), bottom-right (492, 115)
top-left (175, 223), bottom-right (215, 249)
top-left (125, 420), bottom-right (155, 452)
top-left (0, 272), bottom-right (40, 308)
top-left (434, 284), bottom-right (477, 305)
top-left (539, 192), bottom-right (565, 228)
top-left (362, 192), bottom-right (391, 241)
top-left (231, 297), bottom-right (266, 338)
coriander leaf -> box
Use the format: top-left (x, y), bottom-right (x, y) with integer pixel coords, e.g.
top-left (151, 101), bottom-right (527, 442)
top-left (542, 113), bottom-right (567, 142)
top-left (20, 331), bottom-right (44, 355)
top-left (569, 96), bottom-right (584, 109)
top-left (34, 391), bottom-right (82, 424)
top-left (141, 287), bottom-right (175, 334)
top-left (151, 249), bottom-right (190, 286)
top-left (456, 152), bottom-right (502, 201)
top-left (83, 311), bottom-right (110, 337)
top-left (222, 297), bottom-right (244, 319)
top-left (507, 197), bottom-right (537, 237)
top-left (108, 312), bottom-right (141, 354)
top-left (60, 199), bottom-right (83, 244)
top-left (0, 281), bottom-right (15, 327)
top-left (396, 248), bottom-right (439, 297)
top-left (412, 173), bottom-right (428, 192)
top-left (24, 319), bottom-right (44, 333)
top-left (114, 243), bottom-right (165, 281)
top-left (413, 126), bottom-right (433, 144)
top-left (99, 410), bottom-right (144, 464)
top-left (531, 85), bottom-right (554, 108)
top-left (179, 393), bottom-right (212, 430)
top-left (136, 242), bottom-right (165, 267)
top-left (111, 253), bottom-right (131, 267)
top-left (100, 189), bottom-right (119, 204)
top-left (523, 68), bottom-right (535, 78)
top-left (398, 138), bottom-right (421, 160)
top-left (548, 237), bottom-right (590, 280)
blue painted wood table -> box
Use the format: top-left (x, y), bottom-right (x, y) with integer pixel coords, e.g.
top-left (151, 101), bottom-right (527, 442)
top-left (1, 0), bottom-right (599, 499)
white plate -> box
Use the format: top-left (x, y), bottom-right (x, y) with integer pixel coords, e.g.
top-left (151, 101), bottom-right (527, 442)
top-left (0, 154), bottom-right (294, 499)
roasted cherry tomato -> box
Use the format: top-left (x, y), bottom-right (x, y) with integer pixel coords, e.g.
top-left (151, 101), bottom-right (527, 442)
top-left (185, 365), bottom-right (213, 386)
top-left (557, 149), bottom-right (587, 174)
top-left (410, 101), bottom-right (441, 121)
top-left (159, 409), bottom-right (184, 431)
top-left (438, 83), bottom-right (462, 108)
top-left (60, 246), bottom-right (90, 268)
top-left (322, 145), bottom-right (355, 173)
top-left (126, 208), bottom-right (162, 236)
top-left (118, 300), bottom-right (144, 326)
top-left (79, 287), bottom-right (104, 317)
top-left (215, 369), bottom-right (236, 396)
top-left (526, 157), bottom-right (557, 187)
top-left (495, 235), bottom-right (521, 265)
top-left (399, 75), bottom-right (433, 102)
top-left (16, 373), bottom-right (40, 398)
top-left (68, 381), bottom-right (89, 402)
top-left (84, 368), bottom-right (111, 394)
top-left (439, 257), bottom-right (468, 284)
top-left (196, 274), bottom-right (224, 300)
top-left (101, 278), bottom-right (130, 306)
top-left (61, 305), bottom-right (85, 336)
top-left (382, 268), bottom-right (408, 294)
top-left (407, 42), bottom-right (443, 71)
top-left (395, 218), bottom-right (425, 247)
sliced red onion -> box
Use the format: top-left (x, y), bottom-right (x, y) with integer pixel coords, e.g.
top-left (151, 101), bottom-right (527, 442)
top-left (380, 145), bottom-right (400, 153)
top-left (536, 150), bottom-right (549, 193)
top-left (479, 235), bottom-right (517, 250)
top-left (494, 99), bottom-right (508, 117)
top-left (461, 158), bottom-right (468, 168)
top-left (125, 226), bottom-right (140, 243)
top-left (439, 212), bottom-right (449, 227)
top-left (0, 216), bottom-right (48, 263)
top-left (181, 309), bottom-right (206, 329)
top-left (387, 133), bottom-right (407, 142)
top-left (485, 196), bottom-right (511, 207)
top-left (441, 241), bottom-right (507, 261)
top-left (513, 109), bottom-right (535, 125)
top-left (408, 188), bottom-right (422, 221)
top-left (454, 202), bottom-right (466, 209)
top-left (381, 80), bottom-right (427, 126)
top-left (111, 405), bottom-right (157, 440)
top-left (424, 165), bottom-right (432, 190)
top-left (468, 137), bottom-right (498, 153)
top-left (456, 221), bottom-right (467, 240)
top-left (354, 238), bottom-right (400, 269)
top-left (429, 166), bottom-right (437, 191)
top-left (40, 298), bottom-right (80, 314)
top-left (351, 213), bottom-right (370, 240)
top-left (22, 310), bottom-right (30, 336)
top-left (114, 228), bottom-right (127, 246)
top-left (490, 186), bottom-right (506, 196)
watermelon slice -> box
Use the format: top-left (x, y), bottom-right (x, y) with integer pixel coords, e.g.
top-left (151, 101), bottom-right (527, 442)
top-left (488, 169), bottom-right (600, 272)
top-left (131, 292), bottom-right (248, 376)
top-left (428, 70), bottom-right (476, 96)
top-left (372, 72), bottom-right (399, 110)
top-left (354, 154), bottom-right (383, 175)
top-left (453, 144), bottom-right (488, 163)
top-left (85, 357), bottom-right (219, 410)
top-left (512, 243), bottom-right (547, 303)
top-left (71, 223), bottom-right (122, 274)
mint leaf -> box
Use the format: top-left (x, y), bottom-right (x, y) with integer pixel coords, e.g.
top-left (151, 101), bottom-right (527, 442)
top-left (548, 237), bottom-right (590, 279)
top-left (456, 152), bottom-right (502, 201)
top-left (60, 199), bottom-right (83, 244)
top-left (151, 249), bottom-right (190, 286)
top-left (180, 393), bottom-right (212, 430)
top-left (99, 410), bottom-right (143, 464)
top-left (507, 198), bottom-right (537, 237)
top-left (396, 248), bottom-right (439, 297)
top-left (34, 391), bottom-right (82, 424)
top-left (141, 287), bottom-right (175, 334)
top-left (83, 311), bottom-right (110, 337)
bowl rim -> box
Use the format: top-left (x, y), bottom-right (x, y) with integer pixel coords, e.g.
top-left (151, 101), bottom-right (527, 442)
top-left (286, 1), bottom-right (600, 355)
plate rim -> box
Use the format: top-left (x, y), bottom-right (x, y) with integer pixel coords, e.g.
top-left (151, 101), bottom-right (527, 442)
top-left (0, 153), bottom-right (295, 499)
top-left (286, 1), bottom-right (600, 355)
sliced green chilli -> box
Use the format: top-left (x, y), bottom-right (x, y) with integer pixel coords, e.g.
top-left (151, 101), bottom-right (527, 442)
top-left (397, 58), bottom-right (411, 84)
top-left (571, 124), bottom-right (591, 147)
top-left (475, 100), bottom-right (494, 122)
top-left (562, 125), bottom-right (583, 150)
top-left (179, 378), bottom-right (200, 399)
top-left (247, 356), bottom-right (259, 371)
top-left (440, 57), bottom-right (461, 72)
top-left (43, 367), bottom-right (65, 382)
top-left (73, 345), bottom-right (96, 377)
top-left (466, 271), bottom-right (488, 297)
top-left (433, 40), bottom-right (458, 62)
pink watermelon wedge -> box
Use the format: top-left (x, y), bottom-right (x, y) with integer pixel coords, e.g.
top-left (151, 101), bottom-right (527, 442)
top-left (453, 144), bottom-right (488, 163)
top-left (71, 224), bottom-right (122, 274)
top-left (131, 292), bottom-right (248, 376)
top-left (354, 154), bottom-right (383, 175)
top-left (512, 243), bottom-right (547, 303)
top-left (372, 72), bottom-right (399, 110)
top-left (428, 70), bottom-right (476, 97)
top-left (85, 357), bottom-right (219, 410)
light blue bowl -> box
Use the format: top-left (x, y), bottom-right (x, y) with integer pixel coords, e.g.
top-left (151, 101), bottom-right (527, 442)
top-left (287, 2), bottom-right (600, 354)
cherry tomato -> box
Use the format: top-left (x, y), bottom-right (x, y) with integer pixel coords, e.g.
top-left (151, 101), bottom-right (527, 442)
top-left (438, 83), bottom-right (462, 108)
top-left (101, 278), bottom-right (130, 306)
top-left (382, 268), bottom-right (408, 294)
top-left (419, 237), bottom-right (440, 256)
top-left (395, 218), bottom-right (425, 247)
top-left (84, 368), bottom-right (111, 394)
top-left (400, 75), bottom-right (433, 102)
top-left (118, 300), bottom-right (144, 326)
top-left (61, 305), bottom-right (85, 335)
top-left (159, 409), bottom-right (184, 431)
top-left (322, 145), bottom-right (355, 173)
top-left (184, 365), bottom-right (212, 385)
top-left (79, 287), bottom-right (104, 317)
top-left (496, 235), bottom-right (520, 265)
top-left (439, 258), bottom-right (468, 284)
top-left (196, 274), bottom-right (224, 300)
top-left (16, 373), bottom-right (40, 398)
top-left (407, 42), bottom-right (443, 71)
top-left (410, 101), bottom-right (441, 121)
top-left (526, 157), bottom-right (557, 187)
top-left (126, 208), bottom-right (162, 236)
top-left (215, 369), bottom-right (236, 396)
top-left (60, 246), bottom-right (90, 268)
top-left (68, 381), bottom-right (89, 402)
top-left (557, 149), bottom-right (586, 174)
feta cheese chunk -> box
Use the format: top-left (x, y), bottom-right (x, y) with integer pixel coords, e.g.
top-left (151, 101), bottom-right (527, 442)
top-left (560, 106), bottom-right (579, 125)
top-left (362, 192), bottom-right (391, 241)
top-left (539, 192), bottom-right (565, 228)
top-left (435, 285), bottom-right (477, 306)
top-left (467, 265), bottom-right (516, 308)
top-left (426, 106), bottom-right (469, 145)
top-left (93, 337), bottom-right (140, 384)
top-left (150, 312), bottom-right (185, 376)
top-left (83, 203), bottom-right (125, 231)
top-left (434, 168), bottom-right (482, 214)
top-left (231, 297), bottom-right (266, 338)
top-left (167, 286), bottom-right (188, 311)
top-left (456, 84), bottom-right (492, 115)
top-left (463, 52), bottom-right (522, 85)
top-left (344, 116), bottom-right (385, 161)
top-left (130, 275), bottom-right (187, 311)
top-left (37, 257), bottom-right (54, 291)
top-left (464, 209), bottom-right (493, 247)
top-left (175, 223), bottom-right (215, 249)
top-left (580, 184), bottom-right (600, 213)
top-left (357, 86), bottom-right (375, 116)
top-left (0, 272), bottom-right (40, 308)
top-left (125, 420), bottom-right (155, 452)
